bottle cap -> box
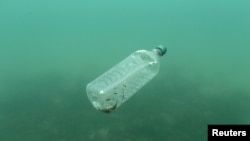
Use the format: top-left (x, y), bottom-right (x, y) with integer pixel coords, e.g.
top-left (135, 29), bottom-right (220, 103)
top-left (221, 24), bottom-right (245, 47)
top-left (155, 45), bottom-right (167, 56)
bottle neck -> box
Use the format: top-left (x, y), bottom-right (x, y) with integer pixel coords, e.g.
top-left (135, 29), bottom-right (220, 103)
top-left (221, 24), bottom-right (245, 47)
top-left (152, 45), bottom-right (167, 57)
top-left (152, 48), bottom-right (164, 58)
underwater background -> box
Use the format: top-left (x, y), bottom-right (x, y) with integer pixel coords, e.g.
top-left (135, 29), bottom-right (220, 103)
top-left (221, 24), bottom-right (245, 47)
top-left (0, 0), bottom-right (249, 141)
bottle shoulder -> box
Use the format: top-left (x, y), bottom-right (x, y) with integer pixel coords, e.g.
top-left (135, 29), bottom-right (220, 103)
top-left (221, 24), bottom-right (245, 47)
top-left (131, 49), bottom-right (159, 63)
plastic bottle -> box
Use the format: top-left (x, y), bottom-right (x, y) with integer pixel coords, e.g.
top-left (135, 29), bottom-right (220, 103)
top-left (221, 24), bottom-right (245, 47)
top-left (86, 45), bottom-right (167, 113)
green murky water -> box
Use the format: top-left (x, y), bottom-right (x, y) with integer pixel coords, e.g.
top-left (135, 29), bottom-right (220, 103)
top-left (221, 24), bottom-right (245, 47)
top-left (0, 0), bottom-right (249, 141)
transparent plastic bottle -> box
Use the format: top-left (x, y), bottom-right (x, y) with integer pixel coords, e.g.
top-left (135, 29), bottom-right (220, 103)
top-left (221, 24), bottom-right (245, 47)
top-left (86, 45), bottom-right (167, 113)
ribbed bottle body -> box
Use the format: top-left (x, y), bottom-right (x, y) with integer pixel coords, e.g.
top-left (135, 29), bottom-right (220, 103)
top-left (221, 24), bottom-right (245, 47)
top-left (86, 50), bottom-right (160, 113)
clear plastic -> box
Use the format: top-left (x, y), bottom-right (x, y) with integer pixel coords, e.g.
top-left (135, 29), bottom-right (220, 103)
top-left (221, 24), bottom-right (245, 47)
top-left (86, 46), bottom-right (166, 113)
